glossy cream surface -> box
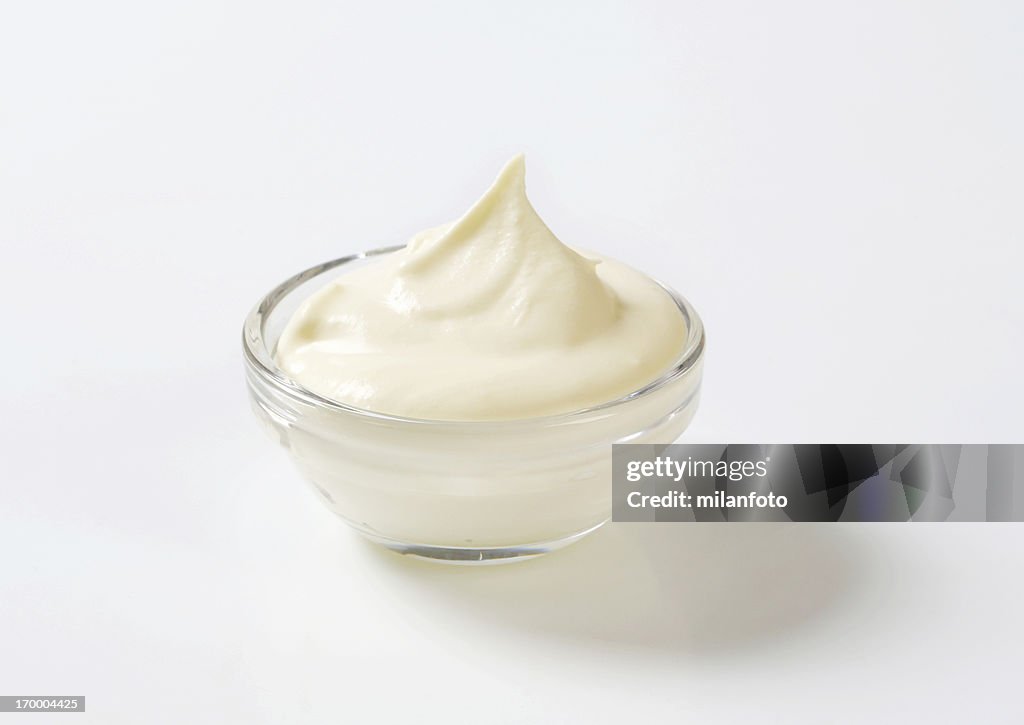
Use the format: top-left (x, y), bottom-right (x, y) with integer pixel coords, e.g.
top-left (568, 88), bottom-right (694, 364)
top-left (275, 155), bottom-right (685, 421)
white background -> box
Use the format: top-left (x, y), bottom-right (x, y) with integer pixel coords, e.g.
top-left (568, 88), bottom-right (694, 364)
top-left (2, 1), bottom-right (1023, 723)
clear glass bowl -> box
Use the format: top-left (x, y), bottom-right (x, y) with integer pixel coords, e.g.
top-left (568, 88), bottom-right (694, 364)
top-left (242, 246), bottom-right (705, 564)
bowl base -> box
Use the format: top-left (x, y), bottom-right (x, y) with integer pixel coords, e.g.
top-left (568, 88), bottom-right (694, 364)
top-left (355, 520), bottom-right (607, 565)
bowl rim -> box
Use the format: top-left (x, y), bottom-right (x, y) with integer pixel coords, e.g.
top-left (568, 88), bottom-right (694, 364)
top-left (242, 245), bottom-right (705, 429)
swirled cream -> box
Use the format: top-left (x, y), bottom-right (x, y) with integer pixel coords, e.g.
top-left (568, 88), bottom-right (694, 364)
top-left (275, 155), bottom-right (685, 421)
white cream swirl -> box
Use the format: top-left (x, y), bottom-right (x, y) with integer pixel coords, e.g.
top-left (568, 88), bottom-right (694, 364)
top-left (275, 155), bottom-right (685, 421)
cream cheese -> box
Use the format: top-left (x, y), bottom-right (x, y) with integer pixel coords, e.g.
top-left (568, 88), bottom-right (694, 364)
top-left (275, 155), bottom-right (685, 421)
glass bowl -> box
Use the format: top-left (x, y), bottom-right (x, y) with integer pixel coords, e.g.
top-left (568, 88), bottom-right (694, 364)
top-left (242, 246), bottom-right (705, 564)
